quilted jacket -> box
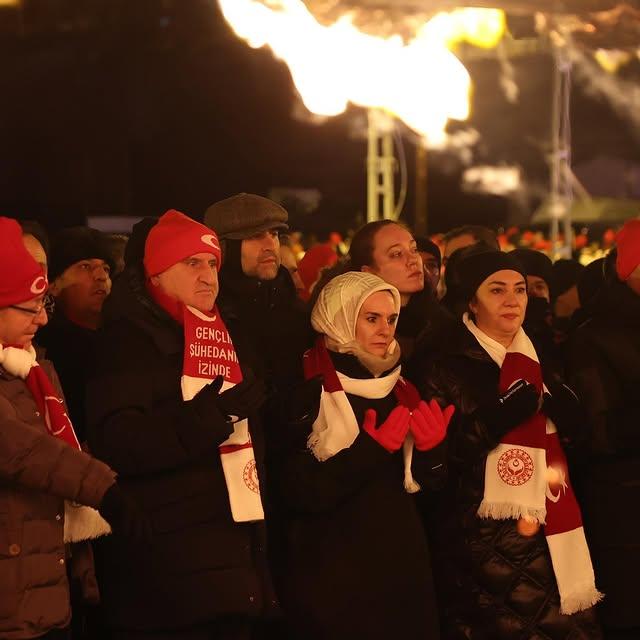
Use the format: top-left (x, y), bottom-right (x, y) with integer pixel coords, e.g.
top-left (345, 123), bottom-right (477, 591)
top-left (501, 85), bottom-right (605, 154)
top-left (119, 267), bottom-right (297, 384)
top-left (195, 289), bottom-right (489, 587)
top-left (0, 359), bottom-right (115, 640)
top-left (414, 322), bottom-right (602, 640)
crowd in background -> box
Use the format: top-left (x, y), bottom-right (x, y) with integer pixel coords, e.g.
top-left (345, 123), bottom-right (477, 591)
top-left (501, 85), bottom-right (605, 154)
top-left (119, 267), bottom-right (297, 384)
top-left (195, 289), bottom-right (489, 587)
top-left (1, 198), bottom-right (639, 640)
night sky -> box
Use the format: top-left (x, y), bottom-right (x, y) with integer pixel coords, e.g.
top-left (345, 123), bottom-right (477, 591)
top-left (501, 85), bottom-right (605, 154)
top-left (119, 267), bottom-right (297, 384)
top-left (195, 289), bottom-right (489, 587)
top-left (0, 0), bottom-right (636, 235)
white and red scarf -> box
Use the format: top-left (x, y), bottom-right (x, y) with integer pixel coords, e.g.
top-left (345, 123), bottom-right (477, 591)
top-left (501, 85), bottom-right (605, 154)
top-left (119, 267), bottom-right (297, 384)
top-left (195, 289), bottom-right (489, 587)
top-left (303, 337), bottom-right (424, 493)
top-left (463, 314), bottom-right (602, 614)
top-left (0, 343), bottom-right (111, 543)
top-left (181, 305), bottom-right (264, 523)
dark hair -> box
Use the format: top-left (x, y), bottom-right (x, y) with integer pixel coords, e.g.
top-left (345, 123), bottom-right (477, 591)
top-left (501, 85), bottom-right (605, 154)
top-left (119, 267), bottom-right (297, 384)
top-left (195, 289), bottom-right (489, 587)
top-left (306, 259), bottom-right (351, 310)
top-left (443, 225), bottom-right (499, 251)
top-left (19, 219), bottom-right (50, 259)
top-left (348, 219), bottom-right (409, 270)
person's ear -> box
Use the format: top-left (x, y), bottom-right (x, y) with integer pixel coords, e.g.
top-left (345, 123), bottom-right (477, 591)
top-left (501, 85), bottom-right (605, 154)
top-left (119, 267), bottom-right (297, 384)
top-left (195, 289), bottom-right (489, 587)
top-left (48, 276), bottom-right (64, 297)
top-left (469, 295), bottom-right (478, 316)
top-left (150, 275), bottom-right (160, 287)
top-left (361, 265), bottom-right (373, 274)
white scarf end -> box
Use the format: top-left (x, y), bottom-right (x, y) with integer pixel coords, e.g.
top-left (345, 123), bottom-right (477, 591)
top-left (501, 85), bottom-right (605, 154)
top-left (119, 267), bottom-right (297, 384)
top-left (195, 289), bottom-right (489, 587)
top-left (477, 500), bottom-right (546, 524)
top-left (63, 501), bottom-right (112, 543)
top-left (560, 585), bottom-right (604, 615)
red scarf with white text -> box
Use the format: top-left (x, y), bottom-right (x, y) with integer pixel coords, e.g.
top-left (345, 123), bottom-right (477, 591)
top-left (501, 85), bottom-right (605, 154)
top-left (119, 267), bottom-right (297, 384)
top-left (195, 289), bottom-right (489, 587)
top-left (148, 285), bottom-right (264, 523)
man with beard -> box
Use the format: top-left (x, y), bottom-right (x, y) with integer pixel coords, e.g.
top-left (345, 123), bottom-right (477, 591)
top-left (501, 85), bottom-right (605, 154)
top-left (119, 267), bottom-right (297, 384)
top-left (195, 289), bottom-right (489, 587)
top-left (204, 193), bottom-right (312, 395)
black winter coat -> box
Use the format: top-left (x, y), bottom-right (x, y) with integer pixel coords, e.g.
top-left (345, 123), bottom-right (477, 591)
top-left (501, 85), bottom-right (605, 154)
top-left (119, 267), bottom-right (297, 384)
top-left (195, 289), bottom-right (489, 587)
top-left (275, 352), bottom-right (443, 640)
top-left (416, 322), bottom-right (601, 640)
top-left (85, 266), bottom-right (275, 633)
top-left (38, 313), bottom-right (97, 443)
top-left (565, 279), bottom-right (640, 630)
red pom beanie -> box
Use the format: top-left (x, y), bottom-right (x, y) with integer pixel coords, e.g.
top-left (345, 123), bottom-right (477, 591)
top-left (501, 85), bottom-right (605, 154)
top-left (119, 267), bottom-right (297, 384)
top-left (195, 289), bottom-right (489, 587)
top-left (615, 219), bottom-right (640, 281)
top-left (0, 217), bottom-right (48, 307)
top-left (144, 210), bottom-right (222, 277)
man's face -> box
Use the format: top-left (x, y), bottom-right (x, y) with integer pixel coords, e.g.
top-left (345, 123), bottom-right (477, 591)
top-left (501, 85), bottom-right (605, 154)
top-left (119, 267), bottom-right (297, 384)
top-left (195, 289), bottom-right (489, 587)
top-left (526, 275), bottom-right (550, 302)
top-left (241, 229), bottom-right (281, 280)
top-left (0, 295), bottom-right (48, 347)
top-left (52, 258), bottom-right (112, 318)
top-left (153, 253), bottom-right (219, 312)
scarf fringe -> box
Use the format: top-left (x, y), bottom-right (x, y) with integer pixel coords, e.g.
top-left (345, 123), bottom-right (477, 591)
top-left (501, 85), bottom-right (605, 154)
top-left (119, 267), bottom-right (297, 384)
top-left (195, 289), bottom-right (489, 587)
top-left (403, 473), bottom-right (421, 494)
top-left (477, 499), bottom-right (546, 525)
top-left (560, 584), bottom-right (604, 615)
top-left (64, 501), bottom-right (111, 543)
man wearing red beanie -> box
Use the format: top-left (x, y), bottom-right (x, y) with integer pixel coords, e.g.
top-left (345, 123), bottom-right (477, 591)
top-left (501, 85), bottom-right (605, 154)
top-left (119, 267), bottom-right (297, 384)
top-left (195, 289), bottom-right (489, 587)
top-left (565, 217), bottom-right (640, 638)
top-left (0, 217), bottom-right (149, 640)
top-left (86, 209), bottom-right (276, 639)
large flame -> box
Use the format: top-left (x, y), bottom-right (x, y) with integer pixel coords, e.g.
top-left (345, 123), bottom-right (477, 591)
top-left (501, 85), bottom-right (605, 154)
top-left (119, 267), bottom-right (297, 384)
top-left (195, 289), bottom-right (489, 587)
top-left (218, 0), bottom-right (505, 144)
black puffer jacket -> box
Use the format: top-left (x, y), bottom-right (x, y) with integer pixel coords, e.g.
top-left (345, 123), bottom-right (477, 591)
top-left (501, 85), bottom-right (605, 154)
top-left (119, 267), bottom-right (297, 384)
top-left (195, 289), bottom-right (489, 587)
top-left (86, 262), bottom-right (275, 633)
top-left (274, 352), bottom-right (443, 640)
top-left (566, 278), bottom-right (640, 631)
top-left (416, 322), bottom-right (602, 640)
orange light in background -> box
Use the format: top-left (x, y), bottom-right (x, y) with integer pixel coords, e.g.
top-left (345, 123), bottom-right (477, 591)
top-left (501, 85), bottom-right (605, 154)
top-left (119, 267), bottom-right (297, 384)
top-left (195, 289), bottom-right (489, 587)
top-left (217, 0), bottom-right (505, 145)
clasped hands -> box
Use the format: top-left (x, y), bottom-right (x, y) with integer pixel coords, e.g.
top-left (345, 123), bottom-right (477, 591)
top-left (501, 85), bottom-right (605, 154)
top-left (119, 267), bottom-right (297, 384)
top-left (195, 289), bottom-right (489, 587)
top-left (363, 400), bottom-right (455, 453)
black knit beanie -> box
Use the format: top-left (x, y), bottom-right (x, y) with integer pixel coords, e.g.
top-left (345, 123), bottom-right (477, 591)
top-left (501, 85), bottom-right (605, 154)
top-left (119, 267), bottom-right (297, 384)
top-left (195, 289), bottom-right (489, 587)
top-left (509, 248), bottom-right (552, 285)
top-left (49, 227), bottom-right (116, 281)
top-left (457, 250), bottom-right (527, 303)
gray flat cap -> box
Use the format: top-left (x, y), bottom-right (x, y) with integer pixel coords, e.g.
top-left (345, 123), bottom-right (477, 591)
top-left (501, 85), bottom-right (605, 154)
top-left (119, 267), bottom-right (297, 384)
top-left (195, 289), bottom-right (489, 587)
top-left (204, 193), bottom-right (289, 240)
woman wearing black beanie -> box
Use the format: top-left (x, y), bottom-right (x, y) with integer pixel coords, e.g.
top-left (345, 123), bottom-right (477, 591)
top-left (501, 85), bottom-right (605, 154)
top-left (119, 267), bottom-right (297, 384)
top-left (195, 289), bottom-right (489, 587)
top-left (414, 250), bottom-right (603, 640)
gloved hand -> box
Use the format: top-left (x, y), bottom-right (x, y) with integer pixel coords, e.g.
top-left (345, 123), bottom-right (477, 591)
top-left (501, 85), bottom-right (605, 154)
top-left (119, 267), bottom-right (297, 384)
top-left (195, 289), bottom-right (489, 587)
top-left (410, 399), bottom-right (455, 451)
top-left (474, 379), bottom-right (539, 433)
top-left (98, 483), bottom-right (153, 543)
top-left (287, 376), bottom-right (323, 424)
top-left (542, 382), bottom-right (580, 426)
top-left (363, 406), bottom-right (411, 453)
top-left (217, 371), bottom-right (266, 422)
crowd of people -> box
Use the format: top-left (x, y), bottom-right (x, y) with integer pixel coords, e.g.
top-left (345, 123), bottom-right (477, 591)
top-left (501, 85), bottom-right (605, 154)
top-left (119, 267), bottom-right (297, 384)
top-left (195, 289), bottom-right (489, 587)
top-left (1, 196), bottom-right (639, 640)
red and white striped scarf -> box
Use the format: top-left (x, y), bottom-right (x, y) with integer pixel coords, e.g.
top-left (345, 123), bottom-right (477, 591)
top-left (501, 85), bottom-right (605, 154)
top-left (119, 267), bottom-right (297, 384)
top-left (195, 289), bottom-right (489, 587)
top-left (0, 343), bottom-right (111, 542)
top-left (303, 337), bottom-right (424, 493)
top-left (463, 314), bottom-right (603, 614)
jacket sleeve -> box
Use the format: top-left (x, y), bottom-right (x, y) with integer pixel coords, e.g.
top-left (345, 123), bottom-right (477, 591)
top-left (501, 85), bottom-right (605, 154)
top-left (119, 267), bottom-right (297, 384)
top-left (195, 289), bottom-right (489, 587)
top-left (420, 359), bottom-right (504, 468)
top-left (566, 331), bottom-right (640, 454)
top-left (0, 412), bottom-right (115, 507)
top-left (86, 327), bottom-right (233, 478)
top-left (275, 430), bottom-right (389, 514)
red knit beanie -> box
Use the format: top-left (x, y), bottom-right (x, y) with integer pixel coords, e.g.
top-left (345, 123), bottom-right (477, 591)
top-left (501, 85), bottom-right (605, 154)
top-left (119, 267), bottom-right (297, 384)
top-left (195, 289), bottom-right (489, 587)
top-left (615, 219), bottom-right (640, 281)
top-left (0, 217), bottom-right (48, 307)
top-left (144, 210), bottom-right (222, 277)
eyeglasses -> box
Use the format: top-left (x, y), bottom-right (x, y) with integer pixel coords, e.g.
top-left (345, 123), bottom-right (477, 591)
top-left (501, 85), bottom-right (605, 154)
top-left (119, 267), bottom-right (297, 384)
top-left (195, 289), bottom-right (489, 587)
top-left (8, 303), bottom-right (46, 316)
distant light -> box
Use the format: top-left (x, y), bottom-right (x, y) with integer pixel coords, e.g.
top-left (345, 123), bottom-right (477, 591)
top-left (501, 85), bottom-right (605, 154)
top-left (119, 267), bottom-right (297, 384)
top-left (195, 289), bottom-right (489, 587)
top-left (462, 165), bottom-right (521, 196)
top-left (0, 0), bottom-right (21, 6)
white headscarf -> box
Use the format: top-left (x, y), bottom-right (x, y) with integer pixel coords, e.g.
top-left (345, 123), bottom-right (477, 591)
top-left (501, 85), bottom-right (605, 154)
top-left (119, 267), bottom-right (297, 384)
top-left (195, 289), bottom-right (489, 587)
top-left (311, 272), bottom-right (402, 376)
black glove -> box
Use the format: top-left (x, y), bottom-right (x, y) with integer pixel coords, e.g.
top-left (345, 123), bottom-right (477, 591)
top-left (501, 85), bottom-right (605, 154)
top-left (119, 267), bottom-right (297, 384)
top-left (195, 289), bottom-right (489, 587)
top-left (216, 370), bottom-right (267, 422)
top-left (282, 376), bottom-right (323, 449)
top-left (542, 382), bottom-right (586, 446)
top-left (287, 376), bottom-right (323, 423)
top-left (98, 483), bottom-right (153, 543)
top-left (474, 379), bottom-right (540, 434)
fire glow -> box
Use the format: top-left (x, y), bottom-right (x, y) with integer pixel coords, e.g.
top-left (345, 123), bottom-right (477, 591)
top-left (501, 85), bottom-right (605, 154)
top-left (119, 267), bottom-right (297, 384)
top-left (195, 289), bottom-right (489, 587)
top-left (218, 0), bottom-right (505, 144)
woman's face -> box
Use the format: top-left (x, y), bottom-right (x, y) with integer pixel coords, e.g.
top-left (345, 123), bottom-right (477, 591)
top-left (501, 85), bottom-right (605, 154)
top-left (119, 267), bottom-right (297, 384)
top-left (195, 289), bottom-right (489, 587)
top-left (355, 291), bottom-right (398, 357)
top-left (0, 295), bottom-right (48, 347)
top-left (469, 270), bottom-right (527, 345)
top-left (363, 225), bottom-right (423, 304)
